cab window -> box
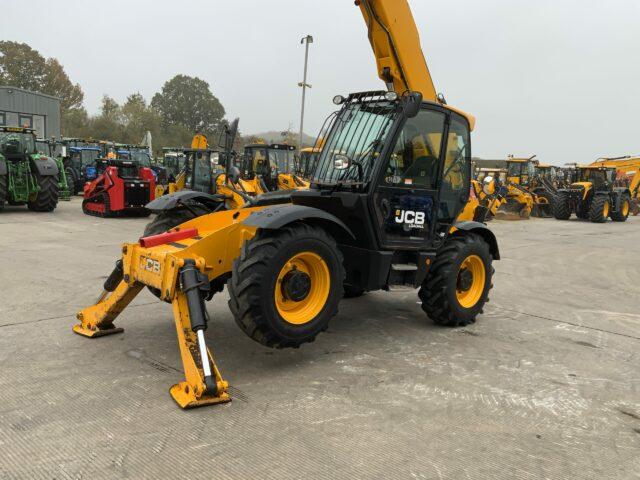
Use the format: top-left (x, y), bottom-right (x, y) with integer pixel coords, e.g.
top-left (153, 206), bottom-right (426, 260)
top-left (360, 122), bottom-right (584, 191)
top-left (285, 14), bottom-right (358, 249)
top-left (382, 110), bottom-right (445, 188)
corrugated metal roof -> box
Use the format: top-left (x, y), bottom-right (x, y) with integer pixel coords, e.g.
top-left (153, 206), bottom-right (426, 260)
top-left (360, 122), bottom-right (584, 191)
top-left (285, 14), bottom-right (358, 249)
top-left (0, 86), bottom-right (61, 101)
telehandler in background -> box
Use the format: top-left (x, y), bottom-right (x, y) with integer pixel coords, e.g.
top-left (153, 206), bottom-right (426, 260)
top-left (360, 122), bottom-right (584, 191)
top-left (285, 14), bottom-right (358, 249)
top-left (0, 126), bottom-right (60, 212)
top-left (74, 0), bottom-right (499, 409)
top-left (298, 146), bottom-right (322, 181)
top-left (589, 156), bottom-right (639, 215)
top-left (242, 143), bottom-right (309, 192)
top-left (553, 165), bottom-right (631, 222)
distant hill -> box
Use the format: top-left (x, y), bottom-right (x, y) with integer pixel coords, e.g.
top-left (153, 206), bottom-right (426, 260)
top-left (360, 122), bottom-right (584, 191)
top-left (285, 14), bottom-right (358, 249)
top-left (243, 130), bottom-right (316, 147)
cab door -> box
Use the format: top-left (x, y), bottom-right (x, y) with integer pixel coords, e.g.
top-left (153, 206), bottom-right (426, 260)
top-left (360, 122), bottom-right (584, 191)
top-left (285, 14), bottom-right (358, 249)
top-left (371, 107), bottom-right (447, 249)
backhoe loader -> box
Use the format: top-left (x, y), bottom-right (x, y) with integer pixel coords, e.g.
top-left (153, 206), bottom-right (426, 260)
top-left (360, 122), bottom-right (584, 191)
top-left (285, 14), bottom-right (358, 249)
top-left (500, 155), bottom-right (554, 218)
top-left (74, 0), bottom-right (499, 409)
top-left (553, 165), bottom-right (631, 222)
top-left (589, 156), bottom-right (639, 215)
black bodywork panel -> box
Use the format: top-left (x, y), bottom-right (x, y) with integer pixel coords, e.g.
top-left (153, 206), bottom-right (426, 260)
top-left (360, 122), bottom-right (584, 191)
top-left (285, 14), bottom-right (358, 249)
top-left (31, 156), bottom-right (59, 176)
top-left (146, 190), bottom-right (225, 212)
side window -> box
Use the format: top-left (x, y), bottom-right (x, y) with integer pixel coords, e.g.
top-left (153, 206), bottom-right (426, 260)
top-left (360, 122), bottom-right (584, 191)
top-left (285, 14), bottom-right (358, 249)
top-left (381, 110), bottom-right (446, 188)
top-left (439, 116), bottom-right (471, 222)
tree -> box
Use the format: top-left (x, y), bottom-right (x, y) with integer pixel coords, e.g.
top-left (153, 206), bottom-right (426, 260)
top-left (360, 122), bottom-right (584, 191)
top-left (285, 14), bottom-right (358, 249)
top-left (151, 74), bottom-right (225, 134)
top-left (0, 41), bottom-right (84, 111)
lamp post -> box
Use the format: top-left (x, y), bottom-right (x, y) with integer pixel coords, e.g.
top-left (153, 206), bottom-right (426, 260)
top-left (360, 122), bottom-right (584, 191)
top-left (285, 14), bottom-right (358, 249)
top-left (298, 35), bottom-right (313, 151)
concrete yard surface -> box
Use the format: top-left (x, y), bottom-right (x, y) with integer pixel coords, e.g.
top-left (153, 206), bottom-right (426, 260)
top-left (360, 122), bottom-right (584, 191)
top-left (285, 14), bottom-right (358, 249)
top-left (1, 198), bottom-right (639, 479)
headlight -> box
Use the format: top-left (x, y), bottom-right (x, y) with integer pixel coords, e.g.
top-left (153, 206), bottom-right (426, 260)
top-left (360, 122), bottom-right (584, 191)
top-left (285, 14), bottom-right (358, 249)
top-left (384, 91), bottom-right (398, 101)
top-left (333, 95), bottom-right (345, 105)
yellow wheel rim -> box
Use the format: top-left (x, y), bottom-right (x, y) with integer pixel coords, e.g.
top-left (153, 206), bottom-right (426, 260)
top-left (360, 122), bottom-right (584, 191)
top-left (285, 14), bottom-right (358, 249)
top-left (275, 251), bottom-right (330, 325)
top-left (622, 200), bottom-right (629, 216)
top-left (602, 200), bottom-right (609, 218)
top-left (456, 255), bottom-right (486, 309)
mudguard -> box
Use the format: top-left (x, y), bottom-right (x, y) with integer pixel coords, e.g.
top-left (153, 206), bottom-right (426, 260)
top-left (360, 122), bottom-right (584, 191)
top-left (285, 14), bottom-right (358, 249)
top-left (243, 204), bottom-right (355, 239)
top-left (146, 190), bottom-right (225, 213)
top-left (453, 221), bottom-right (500, 260)
top-left (31, 156), bottom-right (59, 176)
top-left (0, 156), bottom-right (6, 176)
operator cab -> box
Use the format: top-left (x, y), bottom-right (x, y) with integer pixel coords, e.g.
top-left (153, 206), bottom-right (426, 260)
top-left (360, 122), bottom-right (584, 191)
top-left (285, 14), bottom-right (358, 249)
top-left (0, 127), bottom-right (37, 161)
top-left (292, 90), bottom-right (472, 253)
top-left (243, 143), bottom-right (296, 191)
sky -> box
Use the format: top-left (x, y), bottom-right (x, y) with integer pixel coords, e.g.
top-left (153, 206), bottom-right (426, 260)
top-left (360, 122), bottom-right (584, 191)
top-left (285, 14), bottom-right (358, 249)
top-left (2, 0), bottom-right (639, 164)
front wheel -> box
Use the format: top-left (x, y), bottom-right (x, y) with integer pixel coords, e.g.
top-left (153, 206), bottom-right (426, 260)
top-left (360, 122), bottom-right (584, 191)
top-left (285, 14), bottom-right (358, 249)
top-left (553, 192), bottom-right (572, 220)
top-left (588, 195), bottom-right (609, 223)
top-left (228, 223), bottom-right (345, 348)
top-left (419, 233), bottom-right (494, 327)
top-left (610, 194), bottom-right (630, 222)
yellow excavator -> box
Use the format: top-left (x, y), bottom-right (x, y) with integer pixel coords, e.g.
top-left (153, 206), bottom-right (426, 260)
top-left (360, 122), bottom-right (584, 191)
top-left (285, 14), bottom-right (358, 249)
top-left (74, 0), bottom-right (499, 409)
top-left (589, 156), bottom-right (639, 215)
top-left (298, 146), bottom-right (323, 181)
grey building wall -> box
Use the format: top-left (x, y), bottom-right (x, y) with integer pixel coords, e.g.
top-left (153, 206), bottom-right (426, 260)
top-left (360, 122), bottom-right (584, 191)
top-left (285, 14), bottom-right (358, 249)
top-left (0, 86), bottom-right (61, 138)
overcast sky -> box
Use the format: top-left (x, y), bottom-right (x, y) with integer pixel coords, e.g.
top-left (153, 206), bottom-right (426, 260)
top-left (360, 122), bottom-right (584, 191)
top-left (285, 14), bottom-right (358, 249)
top-left (2, 0), bottom-right (639, 164)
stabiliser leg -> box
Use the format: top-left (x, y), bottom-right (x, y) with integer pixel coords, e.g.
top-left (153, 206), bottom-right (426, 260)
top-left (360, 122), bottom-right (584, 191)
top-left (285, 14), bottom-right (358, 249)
top-left (169, 260), bottom-right (230, 409)
top-left (73, 260), bottom-right (143, 338)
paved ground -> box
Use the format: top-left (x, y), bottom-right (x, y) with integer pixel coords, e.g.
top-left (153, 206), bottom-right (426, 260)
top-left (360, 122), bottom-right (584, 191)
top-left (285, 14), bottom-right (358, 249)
top-left (1, 198), bottom-right (639, 480)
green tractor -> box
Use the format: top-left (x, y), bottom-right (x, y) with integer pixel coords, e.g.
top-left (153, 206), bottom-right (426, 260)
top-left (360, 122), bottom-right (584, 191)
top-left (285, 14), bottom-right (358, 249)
top-left (0, 126), bottom-right (60, 212)
top-left (35, 138), bottom-right (71, 201)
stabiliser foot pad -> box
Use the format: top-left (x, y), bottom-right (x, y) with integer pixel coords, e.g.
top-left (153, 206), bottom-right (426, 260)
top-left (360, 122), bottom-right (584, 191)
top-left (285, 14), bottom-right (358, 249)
top-left (72, 324), bottom-right (124, 338)
top-left (170, 382), bottom-right (231, 409)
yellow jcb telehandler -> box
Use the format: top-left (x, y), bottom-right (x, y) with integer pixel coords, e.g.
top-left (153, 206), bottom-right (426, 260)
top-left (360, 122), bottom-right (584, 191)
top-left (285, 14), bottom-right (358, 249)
top-left (73, 0), bottom-right (499, 409)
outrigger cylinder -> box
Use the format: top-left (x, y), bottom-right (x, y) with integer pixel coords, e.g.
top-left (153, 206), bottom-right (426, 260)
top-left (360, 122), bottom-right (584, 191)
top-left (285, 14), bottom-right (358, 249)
top-left (179, 260), bottom-right (218, 395)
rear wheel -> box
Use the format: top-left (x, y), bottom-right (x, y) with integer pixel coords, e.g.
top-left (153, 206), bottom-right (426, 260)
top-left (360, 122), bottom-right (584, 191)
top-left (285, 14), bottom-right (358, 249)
top-left (553, 192), bottom-right (572, 220)
top-left (610, 194), bottom-right (630, 222)
top-left (65, 168), bottom-right (78, 195)
top-left (228, 223), bottom-right (345, 348)
top-left (419, 233), bottom-right (493, 327)
top-left (27, 173), bottom-right (59, 212)
top-left (0, 175), bottom-right (6, 211)
top-left (588, 195), bottom-right (609, 223)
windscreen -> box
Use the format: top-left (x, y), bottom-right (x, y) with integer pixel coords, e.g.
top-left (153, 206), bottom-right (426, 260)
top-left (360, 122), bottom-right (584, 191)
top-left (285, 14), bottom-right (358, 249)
top-left (0, 131), bottom-right (36, 155)
top-left (81, 150), bottom-right (100, 166)
top-left (313, 95), bottom-right (396, 186)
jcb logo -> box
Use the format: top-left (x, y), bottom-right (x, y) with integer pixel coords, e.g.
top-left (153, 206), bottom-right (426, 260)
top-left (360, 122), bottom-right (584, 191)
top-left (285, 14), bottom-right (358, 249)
top-left (395, 209), bottom-right (425, 228)
top-left (141, 257), bottom-right (161, 274)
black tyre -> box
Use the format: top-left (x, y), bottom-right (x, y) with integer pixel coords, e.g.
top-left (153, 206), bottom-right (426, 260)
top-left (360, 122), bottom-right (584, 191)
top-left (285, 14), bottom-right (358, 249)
top-left (0, 175), bottom-right (6, 211)
top-left (343, 284), bottom-right (366, 298)
top-left (610, 194), bottom-right (630, 222)
top-left (588, 195), bottom-right (609, 223)
top-left (65, 168), bottom-right (78, 195)
top-left (553, 192), bottom-right (572, 220)
top-left (228, 223), bottom-right (345, 348)
top-left (142, 205), bottom-right (210, 237)
top-left (419, 233), bottom-right (494, 327)
top-left (27, 173), bottom-right (59, 212)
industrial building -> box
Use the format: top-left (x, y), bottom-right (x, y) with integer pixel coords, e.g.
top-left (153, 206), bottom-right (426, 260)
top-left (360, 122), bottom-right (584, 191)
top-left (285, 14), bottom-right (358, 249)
top-left (0, 86), bottom-right (61, 138)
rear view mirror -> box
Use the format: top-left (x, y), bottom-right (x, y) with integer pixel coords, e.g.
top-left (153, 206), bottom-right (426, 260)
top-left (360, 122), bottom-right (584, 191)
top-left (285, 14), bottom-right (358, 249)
top-left (334, 154), bottom-right (350, 170)
top-left (401, 92), bottom-right (423, 119)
